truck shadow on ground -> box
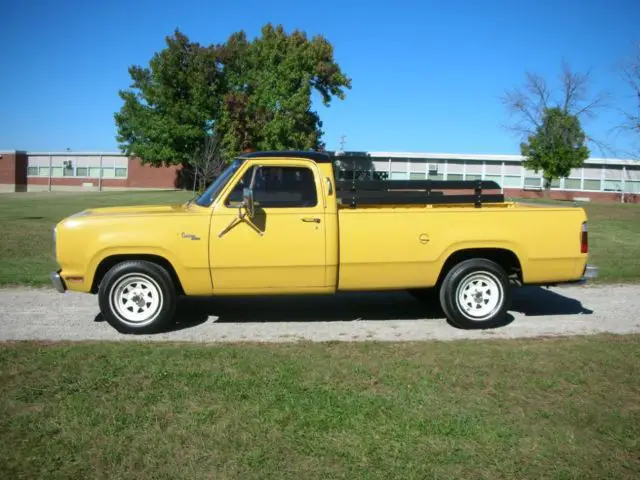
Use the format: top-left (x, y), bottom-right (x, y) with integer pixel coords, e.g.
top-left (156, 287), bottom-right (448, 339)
top-left (161, 285), bottom-right (593, 333)
top-left (510, 286), bottom-right (594, 316)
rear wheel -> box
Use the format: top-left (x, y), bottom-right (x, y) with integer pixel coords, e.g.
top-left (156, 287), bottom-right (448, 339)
top-left (98, 260), bottom-right (177, 334)
top-left (439, 258), bottom-right (511, 329)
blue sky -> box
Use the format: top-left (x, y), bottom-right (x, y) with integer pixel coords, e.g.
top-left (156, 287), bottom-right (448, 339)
top-left (1, 0), bottom-right (638, 156)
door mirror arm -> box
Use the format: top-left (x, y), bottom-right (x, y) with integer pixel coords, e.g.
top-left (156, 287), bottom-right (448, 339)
top-left (219, 167), bottom-right (262, 238)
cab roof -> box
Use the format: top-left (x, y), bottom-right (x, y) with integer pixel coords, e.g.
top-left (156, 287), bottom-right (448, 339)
top-left (238, 150), bottom-right (332, 163)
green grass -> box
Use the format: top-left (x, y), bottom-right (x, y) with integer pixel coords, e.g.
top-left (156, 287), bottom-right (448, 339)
top-left (0, 190), bottom-right (639, 285)
top-left (1, 336), bottom-right (639, 479)
top-left (0, 190), bottom-right (191, 286)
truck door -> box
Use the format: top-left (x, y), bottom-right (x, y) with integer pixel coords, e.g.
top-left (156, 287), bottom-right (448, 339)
top-left (209, 160), bottom-right (327, 293)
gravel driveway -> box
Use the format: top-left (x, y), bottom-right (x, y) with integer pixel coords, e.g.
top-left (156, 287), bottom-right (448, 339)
top-left (1, 284), bottom-right (639, 343)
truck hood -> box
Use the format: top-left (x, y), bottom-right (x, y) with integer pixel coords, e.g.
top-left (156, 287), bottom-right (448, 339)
top-left (71, 203), bottom-right (194, 218)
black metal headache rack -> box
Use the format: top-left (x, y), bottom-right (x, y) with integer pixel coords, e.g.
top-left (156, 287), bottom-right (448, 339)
top-left (335, 179), bottom-right (504, 208)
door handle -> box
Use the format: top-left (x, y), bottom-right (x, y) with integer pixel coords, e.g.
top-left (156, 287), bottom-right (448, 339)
top-left (301, 217), bottom-right (321, 223)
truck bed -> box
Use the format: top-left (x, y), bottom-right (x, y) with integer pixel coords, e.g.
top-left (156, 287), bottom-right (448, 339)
top-left (334, 199), bottom-right (588, 291)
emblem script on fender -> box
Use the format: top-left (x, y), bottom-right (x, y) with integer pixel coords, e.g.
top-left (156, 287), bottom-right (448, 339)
top-left (181, 232), bottom-right (201, 241)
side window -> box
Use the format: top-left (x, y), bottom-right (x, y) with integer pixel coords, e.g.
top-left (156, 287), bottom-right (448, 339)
top-left (226, 167), bottom-right (255, 205)
top-left (225, 166), bottom-right (318, 208)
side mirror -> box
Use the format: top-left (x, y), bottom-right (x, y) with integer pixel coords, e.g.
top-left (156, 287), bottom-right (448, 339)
top-left (242, 187), bottom-right (255, 218)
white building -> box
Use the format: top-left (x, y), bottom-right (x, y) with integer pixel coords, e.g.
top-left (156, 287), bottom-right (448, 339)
top-left (333, 151), bottom-right (640, 202)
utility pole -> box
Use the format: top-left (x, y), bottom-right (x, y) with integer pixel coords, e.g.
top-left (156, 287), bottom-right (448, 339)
top-left (338, 134), bottom-right (347, 154)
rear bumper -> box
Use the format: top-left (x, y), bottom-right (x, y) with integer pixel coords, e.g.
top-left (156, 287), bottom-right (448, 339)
top-left (526, 264), bottom-right (598, 287)
top-left (51, 271), bottom-right (67, 293)
top-left (561, 264), bottom-right (598, 286)
top-left (583, 264), bottom-right (598, 280)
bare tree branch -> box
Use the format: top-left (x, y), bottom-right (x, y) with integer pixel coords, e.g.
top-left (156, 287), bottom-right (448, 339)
top-left (574, 90), bottom-right (610, 119)
top-left (501, 86), bottom-right (542, 137)
top-left (585, 134), bottom-right (616, 157)
top-left (620, 46), bottom-right (640, 135)
top-left (502, 60), bottom-right (610, 146)
top-left (191, 132), bottom-right (227, 191)
top-left (525, 71), bottom-right (550, 113)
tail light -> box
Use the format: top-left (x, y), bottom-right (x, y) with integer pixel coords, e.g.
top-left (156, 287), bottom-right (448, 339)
top-left (581, 222), bottom-right (588, 254)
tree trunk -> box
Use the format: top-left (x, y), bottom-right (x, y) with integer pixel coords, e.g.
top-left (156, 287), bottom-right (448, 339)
top-left (192, 167), bottom-right (198, 193)
top-left (543, 177), bottom-right (552, 199)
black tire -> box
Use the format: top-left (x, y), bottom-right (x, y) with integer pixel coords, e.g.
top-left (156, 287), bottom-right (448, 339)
top-left (439, 258), bottom-right (511, 329)
top-left (98, 260), bottom-right (177, 334)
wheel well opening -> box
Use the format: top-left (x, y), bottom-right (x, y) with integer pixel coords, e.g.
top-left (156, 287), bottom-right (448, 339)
top-left (91, 254), bottom-right (185, 295)
top-left (437, 248), bottom-right (522, 286)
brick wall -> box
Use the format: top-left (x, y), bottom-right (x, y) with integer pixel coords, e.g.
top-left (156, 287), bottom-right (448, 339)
top-left (28, 177), bottom-right (128, 188)
top-left (0, 151), bottom-right (27, 191)
top-left (126, 158), bottom-right (181, 188)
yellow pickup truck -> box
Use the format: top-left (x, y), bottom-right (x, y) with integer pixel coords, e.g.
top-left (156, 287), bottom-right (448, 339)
top-left (51, 150), bottom-right (597, 333)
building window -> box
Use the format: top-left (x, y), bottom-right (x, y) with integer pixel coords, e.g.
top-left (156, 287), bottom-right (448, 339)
top-left (390, 171), bottom-right (409, 180)
top-left (428, 173), bottom-right (444, 181)
top-left (465, 174), bottom-right (482, 181)
top-left (409, 172), bottom-right (425, 180)
top-left (27, 166), bottom-right (38, 176)
top-left (485, 175), bottom-right (501, 185)
top-left (583, 179), bottom-right (601, 191)
top-left (603, 180), bottom-right (622, 191)
top-left (564, 178), bottom-right (581, 190)
top-left (503, 162), bottom-right (522, 175)
top-left (524, 177), bottom-right (542, 188)
top-left (102, 168), bottom-right (115, 179)
top-left (551, 178), bottom-right (561, 188)
top-left (502, 176), bottom-right (521, 187)
top-left (115, 168), bottom-right (127, 178)
top-left (76, 167), bottom-right (88, 176)
top-left (38, 167), bottom-right (50, 177)
top-left (89, 167), bottom-right (101, 178)
top-left (447, 173), bottom-right (463, 181)
top-left (625, 181), bottom-right (640, 194)
top-left (63, 167), bottom-right (74, 176)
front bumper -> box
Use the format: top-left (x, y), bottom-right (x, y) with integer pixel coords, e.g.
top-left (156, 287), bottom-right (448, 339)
top-left (51, 271), bottom-right (67, 293)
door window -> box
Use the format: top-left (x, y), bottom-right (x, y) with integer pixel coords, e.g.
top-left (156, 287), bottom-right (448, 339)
top-left (226, 166), bottom-right (318, 208)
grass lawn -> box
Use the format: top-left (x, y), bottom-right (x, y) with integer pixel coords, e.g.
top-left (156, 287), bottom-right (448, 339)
top-left (0, 190), bottom-right (639, 285)
top-left (0, 190), bottom-right (191, 286)
top-left (1, 335), bottom-right (639, 479)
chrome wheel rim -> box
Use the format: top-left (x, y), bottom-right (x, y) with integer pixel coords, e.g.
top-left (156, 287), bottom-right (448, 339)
top-left (109, 273), bottom-right (163, 326)
top-left (456, 271), bottom-right (503, 321)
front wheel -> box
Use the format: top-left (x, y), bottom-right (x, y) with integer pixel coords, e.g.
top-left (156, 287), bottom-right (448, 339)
top-left (439, 258), bottom-right (511, 329)
top-left (98, 260), bottom-right (177, 334)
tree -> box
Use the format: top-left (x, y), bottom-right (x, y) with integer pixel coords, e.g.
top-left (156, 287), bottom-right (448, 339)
top-left (114, 31), bottom-right (223, 167)
top-left (520, 107), bottom-right (590, 194)
top-left (615, 45), bottom-right (640, 156)
top-left (502, 60), bottom-right (609, 150)
top-left (114, 24), bottom-right (351, 169)
top-left (502, 61), bottom-right (607, 194)
top-left (216, 24), bottom-right (351, 159)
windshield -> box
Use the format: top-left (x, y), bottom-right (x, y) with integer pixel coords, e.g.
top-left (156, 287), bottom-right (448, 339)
top-left (194, 158), bottom-right (245, 207)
